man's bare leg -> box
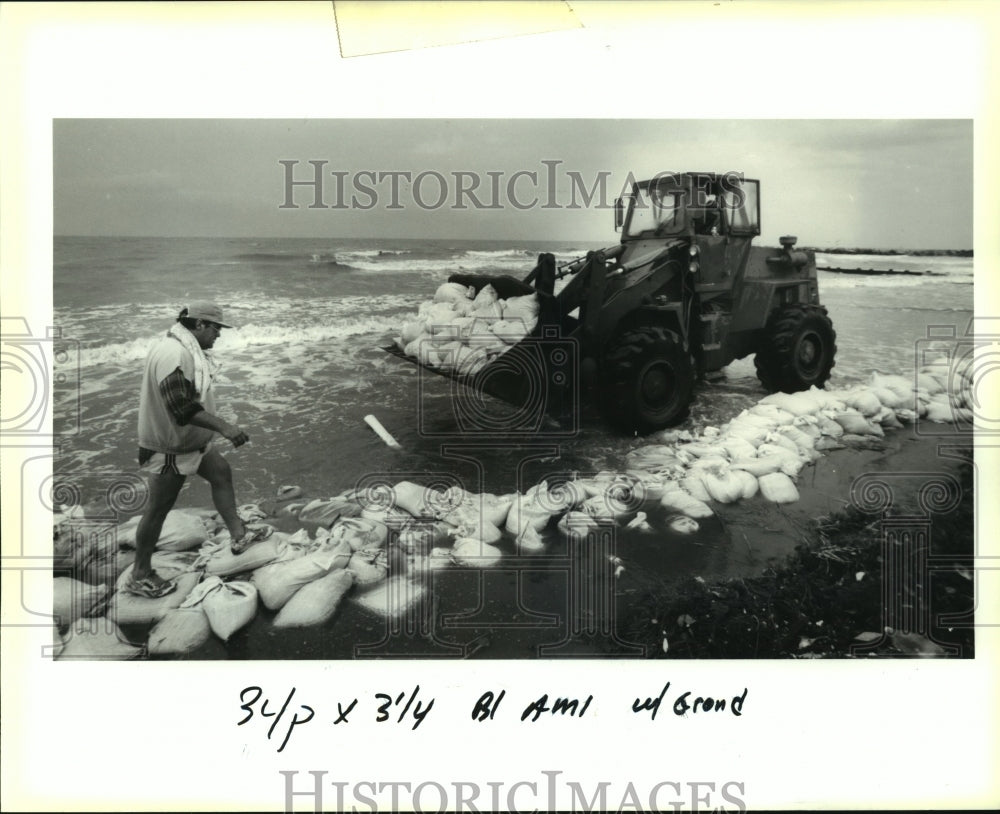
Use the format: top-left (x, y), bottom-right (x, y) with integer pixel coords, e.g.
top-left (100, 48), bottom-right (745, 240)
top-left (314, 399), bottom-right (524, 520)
top-left (198, 449), bottom-right (245, 540)
top-left (133, 470), bottom-right (186, 583)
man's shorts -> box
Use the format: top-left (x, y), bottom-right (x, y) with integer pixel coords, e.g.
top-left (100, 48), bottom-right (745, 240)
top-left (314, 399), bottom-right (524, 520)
top-left (138, 446), bottom-right (207, 476)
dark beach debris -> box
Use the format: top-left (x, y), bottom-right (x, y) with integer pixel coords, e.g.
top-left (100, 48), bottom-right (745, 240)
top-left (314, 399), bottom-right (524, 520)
top-left (623, 451), bottom-right (974, 658)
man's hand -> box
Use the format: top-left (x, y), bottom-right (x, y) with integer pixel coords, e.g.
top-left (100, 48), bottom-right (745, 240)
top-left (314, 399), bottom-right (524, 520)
top-left (188, 410), bottom-right (250, 447)
top-left (223, 424), bottom-right (249, 447)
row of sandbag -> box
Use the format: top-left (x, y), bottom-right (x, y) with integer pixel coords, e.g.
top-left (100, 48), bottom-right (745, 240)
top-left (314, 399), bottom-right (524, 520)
top-left (51, 506), bottom-right (387, 658)
top-left (392, 281), bottom-right (540, 375)
top-left (51, 483), bottom-right (535, 659)
top-left (618, 361), bottom-right (975, 520)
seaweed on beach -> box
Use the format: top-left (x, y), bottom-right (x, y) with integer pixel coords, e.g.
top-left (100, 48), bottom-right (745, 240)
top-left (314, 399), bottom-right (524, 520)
top-left (623, 451), bottom-right (974, 658)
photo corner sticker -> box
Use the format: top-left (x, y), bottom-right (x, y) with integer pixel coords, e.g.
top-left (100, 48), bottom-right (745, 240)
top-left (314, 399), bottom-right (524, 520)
top-left (332, 0), bottom-right (582, 59)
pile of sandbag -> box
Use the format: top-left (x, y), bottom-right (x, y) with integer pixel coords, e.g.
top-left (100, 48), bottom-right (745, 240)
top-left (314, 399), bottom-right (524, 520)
top-left (393, 281), bottom-right (540, 375)
top-left (50, 358), bottom-right (976, 658)
top-left (619, 358), bottom-right (974, 522)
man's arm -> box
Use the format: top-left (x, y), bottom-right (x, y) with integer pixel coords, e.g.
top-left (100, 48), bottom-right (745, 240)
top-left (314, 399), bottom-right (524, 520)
top-left (188, 410), bottom-right (249, 447)
top-left (158, 368), bottom-right (249, 447)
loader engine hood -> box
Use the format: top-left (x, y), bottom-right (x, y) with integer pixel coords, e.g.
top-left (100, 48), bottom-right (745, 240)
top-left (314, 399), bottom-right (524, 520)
top-left (619, 238), bottom-right (685, 273)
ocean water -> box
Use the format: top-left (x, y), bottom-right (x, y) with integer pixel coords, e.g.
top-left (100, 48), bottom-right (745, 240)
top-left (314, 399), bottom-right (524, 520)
top-left (51, 236), bottom-right (974, 658)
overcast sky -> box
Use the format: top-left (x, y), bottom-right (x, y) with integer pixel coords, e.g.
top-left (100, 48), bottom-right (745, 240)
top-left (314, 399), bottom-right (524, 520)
top-left (53, 119), bottom-right (972, 249)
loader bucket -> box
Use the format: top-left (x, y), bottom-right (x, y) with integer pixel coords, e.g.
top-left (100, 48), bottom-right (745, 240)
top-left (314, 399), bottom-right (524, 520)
top-left (383, 317), bottom-right (579, 429)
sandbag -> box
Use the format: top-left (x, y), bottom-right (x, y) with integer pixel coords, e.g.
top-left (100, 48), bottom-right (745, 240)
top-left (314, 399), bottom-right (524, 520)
top-left (625, 445), bottom-right (682, 472)
top-left (433, 282), bottom-right (474, 305)
top-left (723, 420), bottom-right (769, 447)
top-left (346, 548), bottom-right (389, 588)
top-left (456, 346), bottom-right (490, 377)
top-left (764, 431), bottom-right (801, 455)
top-left (465, 329), bottom-right (507, 353)
top-left (749, 404), bottom-right (797, 424)
top-left (514, 522), bottom-right (546, 553)
top-left (718, 437), bottom-right (758, 461)
top-left (433, 341), bottom-right (464, 370)
top-left (730, 469), bottom-right (759, 499)
top-left (108, 566), bottom-right (201, 626)
top-left (915, 372), bottom-right (945, 397)
top-left (501, 293), bottom-right (540, 323)
top-left (816, 416), bottom-right (845, 437)
top-left (581, 493), bottom-right (630, 521)
top-left (148, 606), bottom-right (212, 656)
top-left (574, 473), bottom-right (617, 498)
top-left (732, 410), bottom-right (780, 429)
top-left (53, 578), bottom-right (108, 627)
top-left (623, 471), bottom-right (668, 502)
top-left (701, 469), bottom-right (744, 504)
top-left (776, 424), bottom-right (818, 452)
top-left (53, 524), bottom-right (85, 572)
top-left (504, 494), bottom-right (551, 534)
top-left (491, 319), bottom-right (530, 344)
top-left (473, 284), bottom-right (499, 308)
top-left (299, 496), bottom-right (363, 527)
top-left (328, 516), bottom-right (389, 551)
top-left (758, 391), bottom-right (823, 417)
top-left (678, 441), bottom-right (729, 458)
top-left (80, 548), bottom-right (136, 591)
top-left (730, 453), bottom-right (786, 477)
top-left (659, 488), bottom-right (713, 519)
top-left (403, 337), bottom-right (426, 358)
top-left (392, 481), bottom-right (441, 517)
top-left (803, 386), bottom-right (846, 412)
top-left (869, 372), bottom-right (915, 402)
top-left (924, 395), bottom-right (955, 423)
top-left (842, 388), bottom-right (883, 417)
top-left (680, 475), bottom-right (712, 503)
top-left (401, 319), bottom-right (426, 344)
top-left (667, 515), bottom-right (700, 535)
top-left (557, 511), bottom-right (600, 539)
top-left (360, 503), bottom-right (415, 527)
top-left (452, 515), bottom-right (503, 544)
top-left (443, 492), bottom-right (512, 529)
top-left (57, 619), bottom-right (143, 661)
top-left (533, 480), bottom-right (587, 512)
top-left (451, 538), bottom-right (503, 568)
top-left (203, 534), bottom-right (283, 577)
top-left (397, 519), bottom-right (454, 553)
top-left (686, 455), bottom-right (731, 473)
top-left (874, 406), bottom-right (905, 429)
top-left (626, 511), bottom-right (653, 532)
top-left (152, 510), bottom-right (210, 552)
top-left (830, 410), bottom-right (884, 437)
top-left (273, 569), bottom-right (355, 628)
top-left (757, 472), bottom-right (800, 504)
top-left (253, 537), bottom-right (352, 610)
top-left (110, 515), bottom-right (142, 549)
top-left (471, 301), bottom-right (503, 321)
top-left (202, 580), bottom-right (258, 641)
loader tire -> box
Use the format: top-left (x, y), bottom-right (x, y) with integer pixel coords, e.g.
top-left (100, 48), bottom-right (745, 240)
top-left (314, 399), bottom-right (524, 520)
top-left (755, 304), bottom-right (837, 393)
top-left (601, 326), bottom-right (694, 434)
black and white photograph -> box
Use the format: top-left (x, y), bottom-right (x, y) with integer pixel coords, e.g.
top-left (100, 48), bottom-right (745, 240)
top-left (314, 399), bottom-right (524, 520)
top-left (2, 3), bottom-right (998, 812)
top-left (48, 118), bottom-right (977, 661)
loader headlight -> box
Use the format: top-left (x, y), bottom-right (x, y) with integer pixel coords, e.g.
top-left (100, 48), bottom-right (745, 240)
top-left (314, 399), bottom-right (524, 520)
top-left (688, 260), bottom-right (700, 274)
top-left (688, 244), bottom-right (700, 257)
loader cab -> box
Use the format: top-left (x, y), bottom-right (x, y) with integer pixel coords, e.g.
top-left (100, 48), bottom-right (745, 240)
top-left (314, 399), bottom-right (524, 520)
top-left (616, 173), bottom-right (761, 241)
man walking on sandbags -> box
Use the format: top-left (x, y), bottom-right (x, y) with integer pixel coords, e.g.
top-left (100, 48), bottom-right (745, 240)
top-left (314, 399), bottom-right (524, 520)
top-left (129, 301), bottom-right (271, 598)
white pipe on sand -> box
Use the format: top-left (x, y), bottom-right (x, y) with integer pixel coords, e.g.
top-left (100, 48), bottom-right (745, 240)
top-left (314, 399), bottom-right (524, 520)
top-left (364, 414), bottom-right (402, 449)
